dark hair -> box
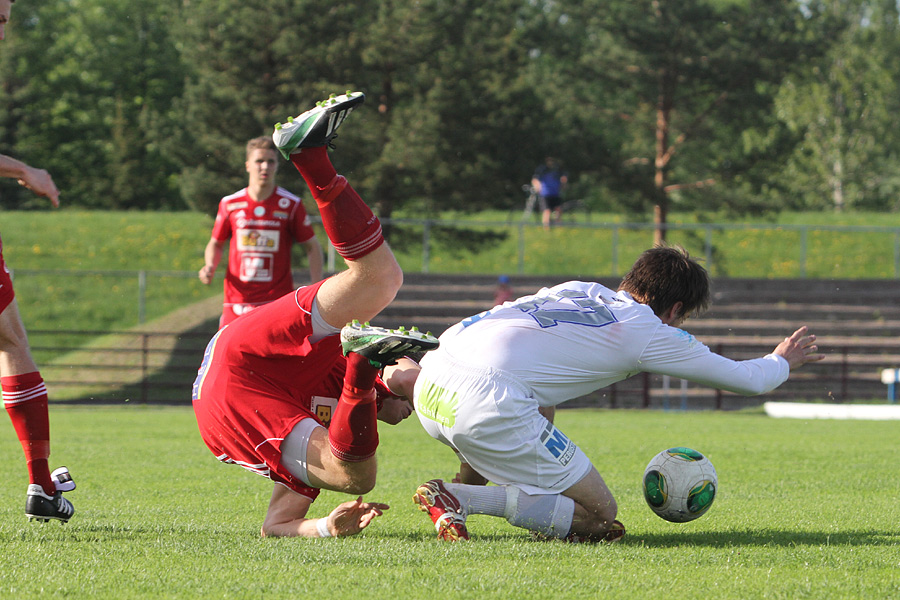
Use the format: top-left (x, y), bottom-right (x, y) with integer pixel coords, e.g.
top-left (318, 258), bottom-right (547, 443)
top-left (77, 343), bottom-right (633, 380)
top-left (618, 245), bottom-right (710, 318)
top-left (245, 136), bottom-right (277, 158)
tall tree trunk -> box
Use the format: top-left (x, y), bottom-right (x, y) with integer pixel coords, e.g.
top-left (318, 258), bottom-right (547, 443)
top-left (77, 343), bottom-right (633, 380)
top-left (654, 67), bottom-right (675, 246)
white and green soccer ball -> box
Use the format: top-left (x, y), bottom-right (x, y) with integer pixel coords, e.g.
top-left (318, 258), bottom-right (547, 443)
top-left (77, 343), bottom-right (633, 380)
top-left (642, 447), bottom-right (717, 523)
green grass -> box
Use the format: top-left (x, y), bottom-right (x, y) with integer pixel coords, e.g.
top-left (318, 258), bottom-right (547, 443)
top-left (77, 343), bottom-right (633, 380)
top-left (1, 407), bottom-right (897, 599)
top-left (2, 211), bottom-right (222, 342)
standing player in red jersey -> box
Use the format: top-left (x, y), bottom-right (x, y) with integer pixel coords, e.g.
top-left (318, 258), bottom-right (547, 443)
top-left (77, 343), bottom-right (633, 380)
top-left (0, 0), bottom-right (76, 524)
top-left (199, 137), bottom-right (324, 328)
top-left (193, 92), bottom-right (438, 538)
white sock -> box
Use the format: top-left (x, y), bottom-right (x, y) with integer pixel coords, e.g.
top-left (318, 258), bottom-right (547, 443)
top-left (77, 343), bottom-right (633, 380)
top-left (443, 482), bottom-right (508, 516)
top-left (444, 483), bottom-right (575, 538)
top-left (503, 486), bottom-right (574, 538)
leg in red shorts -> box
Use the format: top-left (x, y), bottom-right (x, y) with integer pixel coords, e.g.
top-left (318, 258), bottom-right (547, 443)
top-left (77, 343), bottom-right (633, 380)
top-left (0, 238), bottom-right (75, 522)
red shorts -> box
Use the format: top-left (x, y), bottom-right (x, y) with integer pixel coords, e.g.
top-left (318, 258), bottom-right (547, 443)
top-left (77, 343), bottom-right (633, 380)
top-left (192, 282), bottom-right (344, 499)
top-left (219, 301), bottom-right (267, 328)
top-left (0, 235), bottom-right (15, 314)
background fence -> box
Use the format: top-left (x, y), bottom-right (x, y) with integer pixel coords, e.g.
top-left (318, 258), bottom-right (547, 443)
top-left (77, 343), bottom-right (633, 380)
top-left (385, 218), bottom-right (900, 278)
top-left (29, 328), bottom-right (894, 406)
top-left (10, 219), bottom-right (900, 405)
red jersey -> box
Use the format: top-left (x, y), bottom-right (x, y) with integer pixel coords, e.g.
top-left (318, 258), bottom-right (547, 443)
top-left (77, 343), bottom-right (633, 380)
top-left (211, 187), bottom-right (316, 306)
top-left (0, 233), bottom-right (15, 314)
top-left (192, 282), bottom-right (390, 498)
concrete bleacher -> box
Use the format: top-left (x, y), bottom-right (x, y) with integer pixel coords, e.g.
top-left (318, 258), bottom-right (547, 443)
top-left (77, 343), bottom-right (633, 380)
top-left (372, 273), bottom-right (900, 409)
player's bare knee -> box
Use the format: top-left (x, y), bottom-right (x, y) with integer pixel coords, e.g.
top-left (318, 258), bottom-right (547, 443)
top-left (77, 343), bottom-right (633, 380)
top-left (591, 499), bottom-right (618, 530)
top-left (332, 462), bottom-right (377, 495)
top-left (371, 259), bottom-right (403, 303)
top-left (341, 474), bottom-right (376, 496)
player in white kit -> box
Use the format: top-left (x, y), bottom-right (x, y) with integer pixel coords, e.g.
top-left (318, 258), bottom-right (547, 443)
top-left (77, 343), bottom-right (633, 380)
top-left (412, 246), bottom-right (824, 542)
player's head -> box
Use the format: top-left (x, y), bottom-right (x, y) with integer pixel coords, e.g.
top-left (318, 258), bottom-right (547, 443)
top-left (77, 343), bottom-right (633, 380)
top-left (245, 136), bottom-right (279, 183)
top-left (618, 245), bottom-right (710, 320)
top-left (246, 136), bottom-right (277, 160)
top-left (0, 0), bottom-right (14, 42)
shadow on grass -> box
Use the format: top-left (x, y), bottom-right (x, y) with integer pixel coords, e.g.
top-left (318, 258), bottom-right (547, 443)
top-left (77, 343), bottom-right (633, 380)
top-left (618, 529), bottom-right (899, 547)
top-left (378, 529), bottom-right (899, 547)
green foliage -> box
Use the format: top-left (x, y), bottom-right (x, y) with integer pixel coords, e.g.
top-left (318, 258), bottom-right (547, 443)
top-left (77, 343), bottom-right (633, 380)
top-left (3, 0), bottom-right (900, 224)
top-left (0, 0), bottom-right (186, 209)
top-left (2, 211), bottom-right (220, 338)
top-left (0, 407), bottom-right (897, 598)
top-left (773, 0), bottom-right (900, 211)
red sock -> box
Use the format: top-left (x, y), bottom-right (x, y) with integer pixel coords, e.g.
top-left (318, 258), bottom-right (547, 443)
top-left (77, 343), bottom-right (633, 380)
top-left (328, 353), bottom-right (380, 462)
top-left (3, 372), bottom-right (55, 493)
top-left (289, 147), bottom-right (384, 260)
top-left (289, 146), bottom-right (337, 189)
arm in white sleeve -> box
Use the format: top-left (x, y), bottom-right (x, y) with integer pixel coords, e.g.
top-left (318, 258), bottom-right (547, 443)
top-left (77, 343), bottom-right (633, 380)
top-left (638, 326), bottom-right (791, 396)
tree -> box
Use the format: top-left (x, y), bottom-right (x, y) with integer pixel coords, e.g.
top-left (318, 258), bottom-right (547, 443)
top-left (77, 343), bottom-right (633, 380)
top-left (0, 0), bottom-right (186, 209)
top-left (169, 0), bottom-right (566, 222)
top-left (563, 0), bottom-right (838, 243)
top-left (773, 0), bottom-right (900, 211)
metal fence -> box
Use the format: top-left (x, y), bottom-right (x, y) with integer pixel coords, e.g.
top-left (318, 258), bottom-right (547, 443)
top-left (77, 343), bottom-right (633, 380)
top-left (381, 217), bottom-right (900, 277)
top-left (11, 217), bottom-right (900, 404)
top-left (27, 328), bottom-right (897, 405)
top-left (31, 329), bottom-right (214, 404)
top-left (12, 218), bottom-right (900, 328)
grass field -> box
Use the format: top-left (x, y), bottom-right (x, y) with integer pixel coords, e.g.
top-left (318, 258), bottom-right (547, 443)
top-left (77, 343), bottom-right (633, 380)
top-left (1, 407), bottom-right (897, 599)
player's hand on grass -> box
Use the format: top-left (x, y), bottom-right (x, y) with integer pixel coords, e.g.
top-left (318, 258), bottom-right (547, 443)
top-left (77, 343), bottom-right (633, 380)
top-left (773, 326), bottom-right (825, 370)
top-left (326, 496), bottom-right (390, 537)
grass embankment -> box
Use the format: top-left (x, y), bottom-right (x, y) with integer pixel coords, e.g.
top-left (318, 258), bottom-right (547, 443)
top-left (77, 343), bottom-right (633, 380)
top-left (3, 209), bottom-right (898, 399)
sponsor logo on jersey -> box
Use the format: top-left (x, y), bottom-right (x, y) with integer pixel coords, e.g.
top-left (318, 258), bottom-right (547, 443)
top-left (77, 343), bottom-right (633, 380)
top-left (239, 253), bottom-right (275, 282)
top-left (540, 421), bottom-right (576, 466)
top-left (236, 218), bottom-right (281, 229)
top-left (253, 206), bottom-right (266, 217)
top-left (237, 228), bottom-right (280, 252)
top-left (312, 396), bottom-right (338, 426)
top-left (674, 328), bottom-right (699, 348)
top-left (227, 201), bottom-right (248, 211)
top-left (273, 211), bottom-right (289, 220)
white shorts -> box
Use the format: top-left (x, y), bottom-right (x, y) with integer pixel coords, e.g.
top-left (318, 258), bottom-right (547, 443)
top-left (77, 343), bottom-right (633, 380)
top-left (414, 354), bottom-right (592, 495)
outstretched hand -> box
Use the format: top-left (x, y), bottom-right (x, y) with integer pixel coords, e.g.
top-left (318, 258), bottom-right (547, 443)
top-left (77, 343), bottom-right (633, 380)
top-left (773, 326), bottom-right (825, 370)
top-left (326, 496), bottom-right (390, 537)
top-left (18, 166), bottom-right (60, 207)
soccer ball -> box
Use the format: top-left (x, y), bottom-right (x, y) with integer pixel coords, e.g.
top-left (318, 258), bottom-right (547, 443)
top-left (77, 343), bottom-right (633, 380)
top-left (642, 447), bottom-right (717, 523)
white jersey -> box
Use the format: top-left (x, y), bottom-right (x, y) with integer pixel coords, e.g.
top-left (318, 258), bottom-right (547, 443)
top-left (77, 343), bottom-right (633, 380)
top-left (425, 280), bottom-right (789, 407)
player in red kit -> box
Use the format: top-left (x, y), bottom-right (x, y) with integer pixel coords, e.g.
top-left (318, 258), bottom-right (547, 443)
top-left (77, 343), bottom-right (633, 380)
top-left (199, 137), bottom-right (324, 328)
top-left (0, 0), bottom-right (76, 524)
top-left (193, 92), bottom-right (437, 538)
